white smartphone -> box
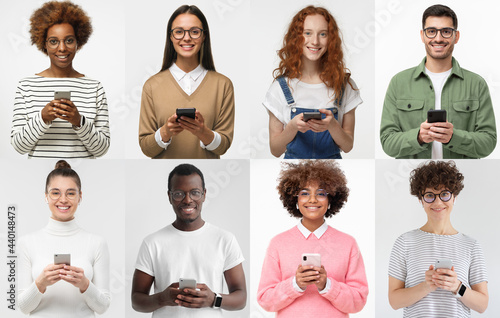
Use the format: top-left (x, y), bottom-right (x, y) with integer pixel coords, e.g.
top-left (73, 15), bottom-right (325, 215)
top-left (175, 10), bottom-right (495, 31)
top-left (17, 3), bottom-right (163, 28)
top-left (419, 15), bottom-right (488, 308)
top-left (54, 254), bottom-right (71, 265)
top-left (54, 91), bottom-right (71, 100)
top-left (301, 253), bottom-right (321, 267)
top-left (434, 259), bottom-right (453, 270)
top-left (179, 278), bottom-right (196, 290)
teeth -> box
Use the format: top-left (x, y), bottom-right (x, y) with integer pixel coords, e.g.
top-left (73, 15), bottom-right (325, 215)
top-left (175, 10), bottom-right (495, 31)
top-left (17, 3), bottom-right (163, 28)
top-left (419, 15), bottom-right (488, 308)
top-left (58, 206), bottom-right (69, 210)
top-left (309, 48), bottom-right (319, 51)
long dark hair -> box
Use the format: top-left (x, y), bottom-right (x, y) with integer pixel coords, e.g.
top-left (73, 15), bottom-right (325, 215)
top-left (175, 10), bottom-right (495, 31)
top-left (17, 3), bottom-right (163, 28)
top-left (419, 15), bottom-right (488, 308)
top-left (160, 5), bottom-right (215, 72)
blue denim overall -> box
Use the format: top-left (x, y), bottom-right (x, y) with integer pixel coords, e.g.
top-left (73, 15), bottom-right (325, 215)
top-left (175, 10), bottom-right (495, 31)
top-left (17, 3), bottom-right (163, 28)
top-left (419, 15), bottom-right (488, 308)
top-left (277, 77), bottom-right (342, 159)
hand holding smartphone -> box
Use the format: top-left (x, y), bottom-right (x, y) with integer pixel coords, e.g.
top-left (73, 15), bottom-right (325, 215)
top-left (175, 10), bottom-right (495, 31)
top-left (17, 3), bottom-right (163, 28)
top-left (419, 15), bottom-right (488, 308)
top-left (176, 108), bottom-right (196, 122)
top-left (302, 112), bottom-right (321, 122)
top-left (179, 278), bottom-right (196, 290)
top-left (54, 254), bottom-right (71, 265)
top-left (301, 253), bottom-right (321, 268)
top-left (427, 109), bottom-right (446, 123)
top-left (54, 91), bottom-right (71, 101)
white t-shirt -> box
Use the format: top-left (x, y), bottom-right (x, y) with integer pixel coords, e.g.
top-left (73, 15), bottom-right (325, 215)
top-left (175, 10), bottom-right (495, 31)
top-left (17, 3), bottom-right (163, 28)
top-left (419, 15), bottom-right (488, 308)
top-left (425, 68), bottom-right (452, 159)
top-left (135, 222), bottom-right (244, 317)
top-left (262, 77), bottom-right (362, 126)
top-left (389, 229), bottom-right (488, 318)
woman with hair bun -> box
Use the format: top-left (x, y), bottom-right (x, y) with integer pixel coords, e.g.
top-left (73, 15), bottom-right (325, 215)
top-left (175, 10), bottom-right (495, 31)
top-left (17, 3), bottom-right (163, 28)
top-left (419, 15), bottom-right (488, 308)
top-left (17, 160), bottom-right (110, 316)
top-left (257, 160), bottom-right (368, 317)
top-left (11, 1), bottom-right (110, 158)
top-left (264, 6), bottom-right (362, 159)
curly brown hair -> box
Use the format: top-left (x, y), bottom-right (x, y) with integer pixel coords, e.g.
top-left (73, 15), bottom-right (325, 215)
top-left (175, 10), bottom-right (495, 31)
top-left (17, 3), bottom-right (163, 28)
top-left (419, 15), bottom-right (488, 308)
top-left (273, 6), bottom-right (353, 99)
top-left (409, 161), bottom-right (464, 198)
top-left (277, 160), bottom-right (349, 218)
top-left (30, 1), bottom-right (92, 55)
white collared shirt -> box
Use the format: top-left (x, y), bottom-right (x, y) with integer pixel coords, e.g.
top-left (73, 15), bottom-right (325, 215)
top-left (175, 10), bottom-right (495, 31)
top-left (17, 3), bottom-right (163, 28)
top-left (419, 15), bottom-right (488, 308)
top-left (154, 63), bottom-right (221, 150)
top-left (292, 219), bottom-right (332, 294)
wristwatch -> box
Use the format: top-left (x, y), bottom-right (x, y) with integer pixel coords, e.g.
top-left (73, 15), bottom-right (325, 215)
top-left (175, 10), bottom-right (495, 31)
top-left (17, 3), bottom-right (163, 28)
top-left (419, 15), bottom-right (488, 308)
top-left (213, 293), bottom-right (222, 308)
top-left (454, 282), bottom-right (466, 298)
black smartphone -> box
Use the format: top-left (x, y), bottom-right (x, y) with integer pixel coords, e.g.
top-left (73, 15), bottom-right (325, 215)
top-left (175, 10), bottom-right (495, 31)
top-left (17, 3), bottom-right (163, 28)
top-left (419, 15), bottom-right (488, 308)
top-left (427, 109), bottom-right (447, 123)
top-left (176, 108), bottom-right (196, 122)
top-left (302, 112), bottom-right (321, 122)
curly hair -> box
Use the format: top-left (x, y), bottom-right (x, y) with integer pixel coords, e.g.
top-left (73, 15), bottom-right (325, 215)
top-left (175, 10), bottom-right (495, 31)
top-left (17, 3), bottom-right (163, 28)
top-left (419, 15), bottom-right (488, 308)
top-left (273, 6), bottom-right (352, 100)
top-left (277, 160), bottom-right (349, 218)
top-left (409, 161), bottom-right (464, 198)
top-left (30, 1), bottom-right (92, 55)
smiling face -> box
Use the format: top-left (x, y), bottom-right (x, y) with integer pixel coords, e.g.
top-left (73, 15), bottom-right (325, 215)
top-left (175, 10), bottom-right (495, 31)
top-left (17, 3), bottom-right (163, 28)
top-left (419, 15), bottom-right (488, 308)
top-left (46, 175), bottom-right (81, 222)
top-left (45, 23), bottom-right (77, 70)
top-left (170, 13), bottom-right (205, 63)
top-left (169, 173), bottom-right (206, 230)
top-left (297, 180), bottom-right (329, 226)
top-left (301, 14), bottom-right (328, 64)
top-left (420, 186), bottom-right (455, 222)
top-left (421, 16), bottom-right (459, 62)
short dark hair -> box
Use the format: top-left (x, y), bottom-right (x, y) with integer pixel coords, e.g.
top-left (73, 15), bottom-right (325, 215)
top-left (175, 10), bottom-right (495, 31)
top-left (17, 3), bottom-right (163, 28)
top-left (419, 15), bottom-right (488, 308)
top-left (168, 163), bottom-right (205, 191)
top-left (409, 161), bottom-right (464, 199)
top-left (422, 4), bottom-right (458, 29)
top-left (160, 5), bottom-right (215, 72)
top-left (30, 1), bottom-right (92, 55)
top-left (277, 160), bottom-right (349, 218)
top-left (45, 160), bottom-right (82, 192)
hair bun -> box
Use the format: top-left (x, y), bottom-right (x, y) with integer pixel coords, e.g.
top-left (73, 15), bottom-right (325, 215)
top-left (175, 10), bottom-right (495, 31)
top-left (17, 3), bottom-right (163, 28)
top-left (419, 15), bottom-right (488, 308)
top-left (55, 160), bottom-right (71, 170)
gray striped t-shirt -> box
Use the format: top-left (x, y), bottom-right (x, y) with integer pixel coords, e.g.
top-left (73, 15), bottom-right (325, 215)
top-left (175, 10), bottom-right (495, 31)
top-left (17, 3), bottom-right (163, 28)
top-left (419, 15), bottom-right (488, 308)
top-left (389, 229), bottom-right (487, 318)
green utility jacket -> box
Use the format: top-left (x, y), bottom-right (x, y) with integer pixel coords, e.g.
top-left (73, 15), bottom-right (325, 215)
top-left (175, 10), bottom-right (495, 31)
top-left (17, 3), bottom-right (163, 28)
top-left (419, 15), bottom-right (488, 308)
top-left (380, 57), bottom-right (496, 158)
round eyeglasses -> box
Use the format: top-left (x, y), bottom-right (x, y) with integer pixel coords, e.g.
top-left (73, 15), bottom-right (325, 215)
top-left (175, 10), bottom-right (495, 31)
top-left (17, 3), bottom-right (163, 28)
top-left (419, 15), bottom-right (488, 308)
top-left (169, 189), bottom-right (204, 202)
top-left (170, 27), bottom-right (204, 40)
top-left (47, 189), bottom-right (79, 201)
top-left (296, 189), bottom-right (329, 201)
top-left (46, 36), bottom-right (77, 49)
top-left (423, 27), bottom-right (456, 39)
top-left (422, 190), bottom-right (453, 203)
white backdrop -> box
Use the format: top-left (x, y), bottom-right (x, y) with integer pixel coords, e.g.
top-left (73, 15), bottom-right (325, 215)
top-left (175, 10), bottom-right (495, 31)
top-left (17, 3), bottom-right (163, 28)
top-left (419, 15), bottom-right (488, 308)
top-left (249, 0), bottom-right (375, 159)
top-left (124, 160), bottom-right (250, 317)
top-left (375, 159), bottom-right (500, 317)
top-left (250, 160), bottom-right (375, 317)
top-left (0, 0), bottom-right (126, 159)
top-left (375, 0), bottom-right (500, 158)
top-left (0, 159), bottom-right (126, 317)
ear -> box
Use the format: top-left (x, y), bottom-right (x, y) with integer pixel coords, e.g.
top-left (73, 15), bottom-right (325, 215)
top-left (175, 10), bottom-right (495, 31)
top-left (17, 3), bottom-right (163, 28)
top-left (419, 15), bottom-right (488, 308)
top-left (454, 30), bottom-right (460, 44)
top-left (201, 188), bottom-right (207, 202)
top-left (167, 191), bottom-right (173, 205)
top-left (420, 29), bottom-right (425, 43)
top-left (79, 191), bottom-right (83, 204)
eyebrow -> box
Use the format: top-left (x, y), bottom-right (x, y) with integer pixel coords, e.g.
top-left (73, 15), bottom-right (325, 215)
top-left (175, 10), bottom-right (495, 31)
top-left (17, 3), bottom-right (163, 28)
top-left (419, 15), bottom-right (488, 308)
top-left (48, 188), bottom-right (78, 191)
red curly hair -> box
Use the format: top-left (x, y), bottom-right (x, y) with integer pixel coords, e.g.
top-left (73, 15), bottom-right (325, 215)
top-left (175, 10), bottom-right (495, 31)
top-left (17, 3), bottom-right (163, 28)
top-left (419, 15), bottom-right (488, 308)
top-left (30, 1), bottom-right (92, 55)
top-left (274, 6), bottom-right (351, 99)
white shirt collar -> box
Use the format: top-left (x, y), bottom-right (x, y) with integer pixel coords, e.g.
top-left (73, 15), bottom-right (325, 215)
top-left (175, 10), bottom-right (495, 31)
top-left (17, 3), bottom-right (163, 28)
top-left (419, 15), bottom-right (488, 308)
top-left (170, 63), bottom-right (205, 81)
top-left (297, 220), bottom-right (328, 239)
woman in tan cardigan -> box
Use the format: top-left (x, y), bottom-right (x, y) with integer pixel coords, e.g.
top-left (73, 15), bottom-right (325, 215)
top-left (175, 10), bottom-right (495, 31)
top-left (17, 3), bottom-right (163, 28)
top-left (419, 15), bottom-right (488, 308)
top-left (138, 5), bottom-right (235, 159)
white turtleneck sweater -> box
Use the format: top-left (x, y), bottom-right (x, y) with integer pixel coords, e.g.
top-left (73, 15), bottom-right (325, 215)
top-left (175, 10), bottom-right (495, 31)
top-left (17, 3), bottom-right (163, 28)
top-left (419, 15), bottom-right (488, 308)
top-left (17, 218), bottom-right (110, 317)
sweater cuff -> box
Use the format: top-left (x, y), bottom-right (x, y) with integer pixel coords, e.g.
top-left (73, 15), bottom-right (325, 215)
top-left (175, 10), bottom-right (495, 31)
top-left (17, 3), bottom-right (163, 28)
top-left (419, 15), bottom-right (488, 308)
top-left (18, 282), bottom-right (43, 314)
top-left (199, 131), bottom-right (221, 150)
top-left (319, 278), bottom-right (332, 294)
top-left (322, 276), bottom-right (341, 300)
top-left (82, 281), bottom-right (110, 314)
top-left (292, 276), bottom-right (306, 293)
top-left (36, 110), bottom-right (52, 130)
top-left (155, 128), bottom-right (171, 149)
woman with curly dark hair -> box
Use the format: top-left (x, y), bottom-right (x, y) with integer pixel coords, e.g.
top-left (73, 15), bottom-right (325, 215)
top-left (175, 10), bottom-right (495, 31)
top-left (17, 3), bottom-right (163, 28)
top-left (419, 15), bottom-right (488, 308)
top-left (263, 6), bottom-right (362, 159)
top-left (257, 160), bottom-right (368, 317)
top-left (10, 1), bottom-right (110, 158)
top-left (388, 161), bottom-right (489, 317)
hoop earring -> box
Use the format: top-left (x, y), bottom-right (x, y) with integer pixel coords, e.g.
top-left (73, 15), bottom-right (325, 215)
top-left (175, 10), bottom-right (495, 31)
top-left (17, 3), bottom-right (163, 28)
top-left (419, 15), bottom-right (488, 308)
top-left (296, 203), bottom-right (299, 210)
top-left (45, 197), bottom-right (48, 204)
top-left (328, 204), bottom-right (331, 210)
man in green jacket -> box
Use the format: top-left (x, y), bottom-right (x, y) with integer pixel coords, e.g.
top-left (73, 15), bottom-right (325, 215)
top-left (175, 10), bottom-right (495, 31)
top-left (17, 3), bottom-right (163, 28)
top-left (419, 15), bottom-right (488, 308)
top-left (380, 4), bottom-right (496, 159)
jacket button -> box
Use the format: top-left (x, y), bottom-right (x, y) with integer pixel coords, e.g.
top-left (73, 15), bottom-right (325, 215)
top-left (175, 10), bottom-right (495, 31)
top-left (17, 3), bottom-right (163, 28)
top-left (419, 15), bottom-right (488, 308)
top-left (430, 85), bottom-right (433, 90)
top-left (407, 104), bottom-right (411, 108)
top-left (466, 106), bottom-right (470, 110)
top-left (449, 145), bottom-right (453, 149)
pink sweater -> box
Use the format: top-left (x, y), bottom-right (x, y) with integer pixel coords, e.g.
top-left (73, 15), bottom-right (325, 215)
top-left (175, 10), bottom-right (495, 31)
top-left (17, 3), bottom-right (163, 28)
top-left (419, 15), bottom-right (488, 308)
top-left (257, 226), bottom-right (368, 317)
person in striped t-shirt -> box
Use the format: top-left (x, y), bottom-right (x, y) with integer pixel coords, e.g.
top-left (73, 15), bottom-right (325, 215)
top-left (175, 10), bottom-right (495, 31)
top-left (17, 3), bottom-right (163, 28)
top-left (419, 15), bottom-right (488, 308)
top-left (10, 1), bottom-right (110, 159)
top-left (388, 161), bottom-right (489, 317)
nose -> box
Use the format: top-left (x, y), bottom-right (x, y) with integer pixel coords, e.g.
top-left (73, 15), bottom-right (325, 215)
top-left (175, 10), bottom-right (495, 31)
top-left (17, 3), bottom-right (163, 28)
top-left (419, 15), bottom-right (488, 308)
top-left (308, 193), bottom-right (318, 203)
top-left (181, 193), bottom-right (193, 204)
top-left (183, 31), bottom-right (192, 41)
top-left (434, 31), bottom-right (444, 42)
top-left (57, 40), bottom-right (68, 51)
top-left (311, 34), bottom-right (319, 45)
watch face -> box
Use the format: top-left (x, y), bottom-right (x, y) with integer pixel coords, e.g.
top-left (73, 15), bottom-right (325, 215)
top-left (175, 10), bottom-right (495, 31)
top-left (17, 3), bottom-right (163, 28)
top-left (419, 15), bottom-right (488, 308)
top-left (215, 295), bottom-right (222, 307)
top-left (459, 284), bottom-right (466, 296)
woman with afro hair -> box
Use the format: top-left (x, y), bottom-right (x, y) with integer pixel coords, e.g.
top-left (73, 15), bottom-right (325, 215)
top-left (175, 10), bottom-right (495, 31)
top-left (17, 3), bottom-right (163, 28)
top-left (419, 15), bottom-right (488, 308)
top-left (257, 160), bottom-right (368, 317)
top-left (263, 6), bottom-right (362, 159)
top-left (10, 1), bottom-right (110, 158)
top-left (388, 161), bottom-right (489, 317)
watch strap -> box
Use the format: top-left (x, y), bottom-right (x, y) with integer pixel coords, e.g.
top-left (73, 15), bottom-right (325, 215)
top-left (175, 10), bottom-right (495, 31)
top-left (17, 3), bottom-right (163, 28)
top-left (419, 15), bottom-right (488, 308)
top-left (454, 282), bottom-right (466, 298)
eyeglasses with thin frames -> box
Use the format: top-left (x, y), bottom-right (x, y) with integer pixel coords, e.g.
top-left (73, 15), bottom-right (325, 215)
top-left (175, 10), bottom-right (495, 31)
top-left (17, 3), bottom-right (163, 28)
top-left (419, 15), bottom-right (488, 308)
top-left (296, 189), bottom-right (329, 201)
top-left (46, 36), bottom-right (77, 49)
top-left (169, 189), bottom-right (204, 202)
top-left (47, 189), bottom-right (79, 201)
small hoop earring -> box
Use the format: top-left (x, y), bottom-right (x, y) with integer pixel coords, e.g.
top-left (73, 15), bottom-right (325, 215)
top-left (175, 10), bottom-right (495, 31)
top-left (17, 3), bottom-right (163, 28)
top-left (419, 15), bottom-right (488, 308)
top-left (296, 203), bottom-right (299, 210)
top-left (328, 204), bottom-right (331, 210)
top-left (45, 197), bottom-right (48, 204)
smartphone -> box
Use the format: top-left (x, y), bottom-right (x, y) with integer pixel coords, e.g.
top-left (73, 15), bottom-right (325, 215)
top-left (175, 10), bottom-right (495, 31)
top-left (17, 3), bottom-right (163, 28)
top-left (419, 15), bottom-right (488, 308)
top-left (179, 278), bottom-right (196, 290)
top-left (54, 254), bottom-right (71, 265)
top-left (176, 108), bottom-right (196, 122)
top-left (302, 112), bottom-right (321, 122)
top-left (54, 91), bottom-right (71, 101)
top-left (427, 109), bottom-right (446, 123)
top-left (434, 259), bottom-right (452, 270)
top-left (301, 253), bottom-right (321, 267)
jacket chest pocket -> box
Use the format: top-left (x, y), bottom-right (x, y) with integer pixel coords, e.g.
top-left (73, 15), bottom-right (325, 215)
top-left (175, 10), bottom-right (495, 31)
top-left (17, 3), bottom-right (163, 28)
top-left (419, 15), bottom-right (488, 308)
top-left (450, 100), bottom-right (479, 130)
top-left (396, 99), bottom-right (425, 131)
